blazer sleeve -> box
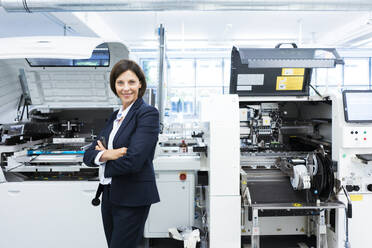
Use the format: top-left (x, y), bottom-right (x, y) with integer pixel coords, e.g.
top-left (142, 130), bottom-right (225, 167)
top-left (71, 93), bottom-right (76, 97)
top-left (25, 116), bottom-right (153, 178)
top-left (104, 106), bottom-right (159, 177)
top-left (83, 138), bottom-right (101, 167)
top-left (83, 111), bottom-right (116, 167)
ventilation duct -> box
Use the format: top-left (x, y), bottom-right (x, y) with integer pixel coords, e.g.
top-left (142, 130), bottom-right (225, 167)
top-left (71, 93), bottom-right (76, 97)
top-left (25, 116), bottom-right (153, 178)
top-left (1, 0), bottom-right (372, 12)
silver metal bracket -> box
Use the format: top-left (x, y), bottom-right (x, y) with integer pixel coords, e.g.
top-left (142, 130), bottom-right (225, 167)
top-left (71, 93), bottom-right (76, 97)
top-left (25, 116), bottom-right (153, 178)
top-left (251, 208), bottom-right (260, 248)
top-left (316, 210), bottom-right (328, 248)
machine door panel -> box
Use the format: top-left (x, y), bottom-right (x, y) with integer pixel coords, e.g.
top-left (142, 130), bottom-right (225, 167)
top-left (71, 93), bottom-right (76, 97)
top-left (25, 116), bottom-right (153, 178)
top-left (0, 181), bottom-right (106, 248)
top-left (349, 194), bottom-right (372, 248)
top-left (145, 172), bottom-right (194, 238)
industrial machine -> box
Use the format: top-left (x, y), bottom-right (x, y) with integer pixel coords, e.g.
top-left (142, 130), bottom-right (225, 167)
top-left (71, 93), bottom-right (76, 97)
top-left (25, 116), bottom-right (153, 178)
top-left (229, 44), bottom-right (357, 248)
top-left (238, 96), bottom-right (344, 248)
top-left (0, 37), bottom-right (201, 248)
top-left (145, 124), bottom-right (201, 240)
top-left (335, 90), bottom-right (372, 248)
top-left (194, 44), bottom-right (369, 248)
top-left (2, 37), bottom-right (371, 248)
top-left (0, 37), bottom-right (127, 248)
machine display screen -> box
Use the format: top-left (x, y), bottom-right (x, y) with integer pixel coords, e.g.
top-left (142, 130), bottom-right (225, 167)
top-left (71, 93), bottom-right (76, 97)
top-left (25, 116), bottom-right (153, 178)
top-left (343, 90), bottom-right (372, 122)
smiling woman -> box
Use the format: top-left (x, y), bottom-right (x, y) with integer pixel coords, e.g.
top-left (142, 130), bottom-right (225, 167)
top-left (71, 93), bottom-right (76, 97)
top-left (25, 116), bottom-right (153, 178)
top-left (110, 59), bottom-right (147, 100)
top-left (115, 70), bottom-right (142, 110)
top-left (83, 59), bottom-right (160, 248)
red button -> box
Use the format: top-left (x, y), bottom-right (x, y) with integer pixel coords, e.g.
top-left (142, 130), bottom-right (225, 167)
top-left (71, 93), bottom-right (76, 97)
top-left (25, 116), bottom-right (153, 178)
top-left (179, 173), bottom-right (187, 181)
top-left (364, 138), bottom-right (367, 141)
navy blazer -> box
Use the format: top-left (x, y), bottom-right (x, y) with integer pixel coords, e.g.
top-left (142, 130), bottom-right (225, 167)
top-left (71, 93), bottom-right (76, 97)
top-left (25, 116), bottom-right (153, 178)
top-left (83, 98), bottom-right (160, 206)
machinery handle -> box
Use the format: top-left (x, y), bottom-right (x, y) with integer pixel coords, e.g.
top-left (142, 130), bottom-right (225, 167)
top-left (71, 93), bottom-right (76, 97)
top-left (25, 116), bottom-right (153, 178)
top-left (341, 185), bottom-right (353, 219)
top-left (347, 202), bottom-right (352, 219)
top-left (275, 43), bottom-right (298, 48)
top-left (8, 190), bottom-right (21, 195)
top-left (91, 183), bottom-right (104, 207)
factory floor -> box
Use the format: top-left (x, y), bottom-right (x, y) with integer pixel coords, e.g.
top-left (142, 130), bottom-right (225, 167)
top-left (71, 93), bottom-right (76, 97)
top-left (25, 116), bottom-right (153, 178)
top-left (139, 238), bottom-right (185, 248)
top-left (139, 235), bottom-right (316, 248)
top-left (242, 235), bottom-right (316, 248)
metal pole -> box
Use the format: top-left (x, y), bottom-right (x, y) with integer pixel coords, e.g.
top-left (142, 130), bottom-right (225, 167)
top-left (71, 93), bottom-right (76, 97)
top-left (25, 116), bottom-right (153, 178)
top-left (157, 24), bottom-right (165, 125)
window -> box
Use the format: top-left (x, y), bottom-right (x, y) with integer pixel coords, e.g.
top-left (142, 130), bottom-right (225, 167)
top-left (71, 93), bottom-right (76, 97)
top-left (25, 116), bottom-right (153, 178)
top-left (196, 59), bottom-right (223, 86)
top-left (167, 59), bottom-right (196, 119)
top-left (26, 43), bottom-right (110, 67)
top-left (342, 85), bottom-right (370, 90)
top-left (223, 58), bottom-right (231, 94)
top-left (166, 87), bottom-right (195, 120)
top-left (314, 57), bottom-right (372, 93)
top-left (164, 58), bottom-right (227, 119)
top-left (139, 54), bottom-right (372, 121)
top-left (141, 59), bottom-right (158, 87)
top-left (168, 59), bottom-right (195, 86)
top-left (315, 65), bottom-right (343, 86)
top-left (139, 57), bottom-right (236, 120)
top-left (195, 86), bottom-right (223, 116)
top-left (344, 58), bottom-right (370, 86)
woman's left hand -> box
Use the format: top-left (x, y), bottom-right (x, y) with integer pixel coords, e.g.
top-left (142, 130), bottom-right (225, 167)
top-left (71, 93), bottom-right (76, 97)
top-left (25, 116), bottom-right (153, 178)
top-left (95, 140), bottom-right (106, 151)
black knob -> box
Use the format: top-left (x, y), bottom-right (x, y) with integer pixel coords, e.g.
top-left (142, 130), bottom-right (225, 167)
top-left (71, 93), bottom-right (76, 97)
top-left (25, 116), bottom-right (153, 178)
top-left (367, 184), bottom-right (372, 192)
top-left (91, 198), bottom-right (101, 206)
top-left (346, 185), bottom-right (354, 192)
top-left (353, 185), bottom-right (360, 192)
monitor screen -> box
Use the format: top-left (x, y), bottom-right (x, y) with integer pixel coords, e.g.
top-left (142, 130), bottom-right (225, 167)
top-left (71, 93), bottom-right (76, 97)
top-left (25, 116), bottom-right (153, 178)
top-left (343, 90), bottom-right (372, 122)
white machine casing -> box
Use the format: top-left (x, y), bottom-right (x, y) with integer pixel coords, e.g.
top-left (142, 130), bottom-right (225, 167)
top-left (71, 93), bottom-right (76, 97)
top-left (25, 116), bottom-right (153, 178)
top-left (0, 37), bottom-right (126, 248)
top-left (334, 92), bottom-right (372, 248)
top-left (200, 95), bottom-right (241, 248)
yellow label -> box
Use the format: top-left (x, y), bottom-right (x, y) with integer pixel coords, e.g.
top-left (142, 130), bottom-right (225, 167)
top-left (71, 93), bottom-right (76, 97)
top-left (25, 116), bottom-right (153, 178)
top-left (350, 194), bottom-right (363, 201)
top-left (276, 76), bottom-right (304, 90)
top-left (282, 68), bottom-right (305, 76)
top-left (292, 203), bottom-right (302, 207)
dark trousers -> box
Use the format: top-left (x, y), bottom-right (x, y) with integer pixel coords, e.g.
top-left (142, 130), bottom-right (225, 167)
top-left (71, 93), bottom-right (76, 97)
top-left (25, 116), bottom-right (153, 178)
top-left (101, 184), bottom-right (150, 248)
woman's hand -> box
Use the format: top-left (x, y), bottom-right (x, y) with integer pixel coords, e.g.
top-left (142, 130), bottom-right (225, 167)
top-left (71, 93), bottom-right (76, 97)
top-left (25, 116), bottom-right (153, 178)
top-left (95, 140), bottom-right (106, 151)
top-left (95, 141), bottom-right (127, 162)
top-left (102, 148), bottom-right (127, 161)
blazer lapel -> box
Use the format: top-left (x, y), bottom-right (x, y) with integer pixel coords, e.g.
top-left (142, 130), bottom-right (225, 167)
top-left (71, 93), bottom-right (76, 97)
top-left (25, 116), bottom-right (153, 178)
top-left (104, 119), bottom-right (114, 146)
top-left (113, 98), bottom-right (144, 145)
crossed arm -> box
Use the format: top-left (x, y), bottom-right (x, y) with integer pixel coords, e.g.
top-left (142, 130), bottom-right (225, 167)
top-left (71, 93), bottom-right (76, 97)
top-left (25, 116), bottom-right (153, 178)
top-left (95, 140), bottom-right (127, 162)
top-left (104, 107), bottom-right (159, 177)
top-left (83, 106), bottom-right (159, 177)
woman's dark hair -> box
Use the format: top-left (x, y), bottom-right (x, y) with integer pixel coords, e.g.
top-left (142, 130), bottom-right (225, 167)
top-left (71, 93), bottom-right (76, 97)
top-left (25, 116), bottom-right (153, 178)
top-left (110, 59), bottom-right (147, 98)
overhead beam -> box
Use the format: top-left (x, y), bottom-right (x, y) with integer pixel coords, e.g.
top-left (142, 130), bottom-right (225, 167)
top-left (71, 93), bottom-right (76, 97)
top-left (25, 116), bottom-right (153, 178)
top-left (3, 0), bottom-right (372, 12)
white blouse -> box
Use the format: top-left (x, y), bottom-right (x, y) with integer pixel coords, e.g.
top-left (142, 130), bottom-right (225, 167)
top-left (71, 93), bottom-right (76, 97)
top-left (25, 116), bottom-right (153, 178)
top-left (94, 103), bottom-right (134, 185)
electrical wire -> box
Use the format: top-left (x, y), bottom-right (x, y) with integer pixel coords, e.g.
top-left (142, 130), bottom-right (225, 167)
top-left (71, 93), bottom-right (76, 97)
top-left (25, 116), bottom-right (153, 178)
top-left (310, 84), bottom-right (323, 98)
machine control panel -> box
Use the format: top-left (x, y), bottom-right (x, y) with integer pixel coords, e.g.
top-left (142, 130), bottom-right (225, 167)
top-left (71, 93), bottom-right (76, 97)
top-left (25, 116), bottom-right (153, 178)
top-left (342, 127), bottom-right (372, 148)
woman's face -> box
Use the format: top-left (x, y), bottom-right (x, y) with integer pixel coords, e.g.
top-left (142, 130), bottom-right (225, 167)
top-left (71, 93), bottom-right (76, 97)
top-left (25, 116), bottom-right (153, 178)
top-left (115, 70), bottom-right (142, 107)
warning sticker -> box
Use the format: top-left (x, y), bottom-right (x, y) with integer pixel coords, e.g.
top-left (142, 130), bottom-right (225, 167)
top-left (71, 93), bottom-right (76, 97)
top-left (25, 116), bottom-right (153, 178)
top-left (237, 74), bottom-right (264, 86)
top-left (350, 194), bottom-right (363, 201)
top-left (282, 68), bottom-right (305, 76)
top-left (237, 85), bottom-right (252, 91)
top-left (276, 76), bottom-right (304, 91)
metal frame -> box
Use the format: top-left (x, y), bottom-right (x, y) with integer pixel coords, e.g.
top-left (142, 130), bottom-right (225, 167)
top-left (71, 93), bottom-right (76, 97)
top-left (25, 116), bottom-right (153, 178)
top-left (249, 202), bottom-right (345, 248)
